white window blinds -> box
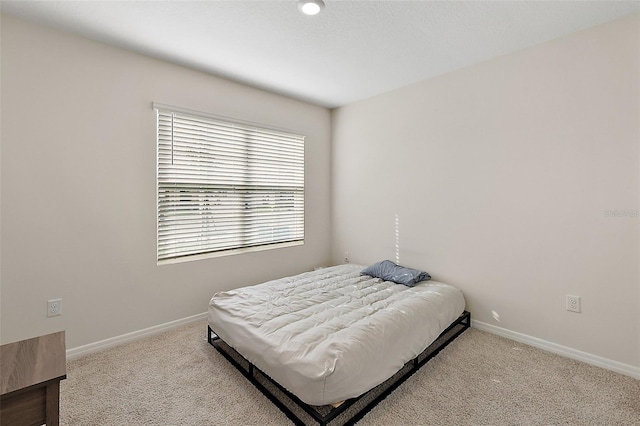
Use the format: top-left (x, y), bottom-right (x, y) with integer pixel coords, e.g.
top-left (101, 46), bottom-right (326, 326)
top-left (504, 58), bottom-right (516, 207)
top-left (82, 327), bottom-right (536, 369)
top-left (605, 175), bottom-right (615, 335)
top-left (155, 105), bottom-right (304, 262)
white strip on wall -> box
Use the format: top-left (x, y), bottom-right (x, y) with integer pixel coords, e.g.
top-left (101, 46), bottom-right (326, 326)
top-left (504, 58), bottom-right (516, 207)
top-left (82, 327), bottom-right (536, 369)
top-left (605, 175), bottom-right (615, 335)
top-left (472, 320), bottom-right (640, 380)
top-left (67, 311), bottom-right (639, 381)
top-left (66, 312), bottom-right (207, 360)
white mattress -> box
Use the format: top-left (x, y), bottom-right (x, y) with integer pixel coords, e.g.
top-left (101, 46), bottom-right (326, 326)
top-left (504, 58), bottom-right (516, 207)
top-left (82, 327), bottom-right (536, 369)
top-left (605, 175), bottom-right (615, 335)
top-left (208, 264), bottom-right (465, 406)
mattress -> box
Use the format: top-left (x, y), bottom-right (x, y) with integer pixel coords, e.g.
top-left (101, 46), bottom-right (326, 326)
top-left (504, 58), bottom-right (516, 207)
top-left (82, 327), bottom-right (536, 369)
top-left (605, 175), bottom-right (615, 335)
top-left (208, 264), bottom-right (465, 406)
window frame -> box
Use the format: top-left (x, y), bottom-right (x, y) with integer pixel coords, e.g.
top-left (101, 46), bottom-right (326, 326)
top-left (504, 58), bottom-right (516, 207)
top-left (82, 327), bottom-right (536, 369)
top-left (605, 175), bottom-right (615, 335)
top-left (154, 103), bottom-right (305, 264)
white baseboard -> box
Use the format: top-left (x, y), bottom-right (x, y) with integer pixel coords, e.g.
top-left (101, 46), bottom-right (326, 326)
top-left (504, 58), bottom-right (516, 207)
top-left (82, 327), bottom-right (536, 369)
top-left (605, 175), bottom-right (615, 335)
top-left (471, 319), bottom-right (640, 380)
top-left (66, 313), bottom-right (639, 380)
top-left (66, 312), bottom-right (207, 361)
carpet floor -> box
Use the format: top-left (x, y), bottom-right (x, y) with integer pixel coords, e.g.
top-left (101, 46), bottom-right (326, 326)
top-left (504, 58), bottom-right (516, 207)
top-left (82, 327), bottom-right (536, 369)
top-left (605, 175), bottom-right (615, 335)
top-left (60, 320), bottom-right (639, 425)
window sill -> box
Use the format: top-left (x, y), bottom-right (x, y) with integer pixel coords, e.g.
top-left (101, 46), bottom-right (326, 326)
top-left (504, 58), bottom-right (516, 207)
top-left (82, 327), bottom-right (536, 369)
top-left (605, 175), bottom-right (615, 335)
top-left (157, 240), bottom-right (304, 266)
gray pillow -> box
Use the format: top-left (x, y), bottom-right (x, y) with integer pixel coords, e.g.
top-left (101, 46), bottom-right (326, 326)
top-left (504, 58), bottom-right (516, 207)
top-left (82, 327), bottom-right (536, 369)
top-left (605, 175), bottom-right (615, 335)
top-left (361, 260), bottom-right (431, 287)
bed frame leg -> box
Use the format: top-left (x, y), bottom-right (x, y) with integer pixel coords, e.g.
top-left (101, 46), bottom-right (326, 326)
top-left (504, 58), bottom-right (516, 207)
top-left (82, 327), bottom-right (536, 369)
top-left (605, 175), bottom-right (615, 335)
top-left (207, 326), bottom-right (219, 345)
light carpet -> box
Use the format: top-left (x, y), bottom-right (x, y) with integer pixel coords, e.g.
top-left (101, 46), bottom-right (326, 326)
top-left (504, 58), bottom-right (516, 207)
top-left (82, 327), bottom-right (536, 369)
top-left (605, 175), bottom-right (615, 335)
top-left (60, 320), bottom-right (639, 425)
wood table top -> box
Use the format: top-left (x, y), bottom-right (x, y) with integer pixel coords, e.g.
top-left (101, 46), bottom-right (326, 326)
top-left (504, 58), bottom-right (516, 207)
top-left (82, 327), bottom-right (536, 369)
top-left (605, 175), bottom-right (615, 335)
top-left (1, 331), bottom-right (66, 395)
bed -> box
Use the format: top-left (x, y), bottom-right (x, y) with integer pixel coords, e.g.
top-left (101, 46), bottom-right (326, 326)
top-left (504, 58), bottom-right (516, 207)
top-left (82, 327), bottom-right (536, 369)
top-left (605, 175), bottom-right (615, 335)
top-left (207, 263), bottom-right (469, 425)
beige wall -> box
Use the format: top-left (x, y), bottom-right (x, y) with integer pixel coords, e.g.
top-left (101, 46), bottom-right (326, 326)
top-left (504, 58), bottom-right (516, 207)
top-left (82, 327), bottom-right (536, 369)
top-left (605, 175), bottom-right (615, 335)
top-left (0, 15), bottom-right (332, 348)
top-left (2, 12), bottom-right (639, 370)
top-left (332, 15), bottom-right (639, 367)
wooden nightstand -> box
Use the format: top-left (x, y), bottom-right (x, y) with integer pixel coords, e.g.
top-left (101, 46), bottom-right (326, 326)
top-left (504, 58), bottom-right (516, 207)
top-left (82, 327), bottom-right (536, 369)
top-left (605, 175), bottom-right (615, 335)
top-left (1, 331), bottom-right (66, 426)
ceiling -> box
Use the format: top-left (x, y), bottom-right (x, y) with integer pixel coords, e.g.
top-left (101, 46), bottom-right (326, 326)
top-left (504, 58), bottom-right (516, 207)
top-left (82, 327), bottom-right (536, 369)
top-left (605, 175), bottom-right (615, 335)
top-left (2, 1), bottom-right (639, 108)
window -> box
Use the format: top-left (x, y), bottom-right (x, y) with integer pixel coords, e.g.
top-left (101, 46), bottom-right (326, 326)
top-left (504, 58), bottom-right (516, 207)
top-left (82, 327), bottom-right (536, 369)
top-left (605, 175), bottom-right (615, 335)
top-left (155, 104), bottom-right (304, 263)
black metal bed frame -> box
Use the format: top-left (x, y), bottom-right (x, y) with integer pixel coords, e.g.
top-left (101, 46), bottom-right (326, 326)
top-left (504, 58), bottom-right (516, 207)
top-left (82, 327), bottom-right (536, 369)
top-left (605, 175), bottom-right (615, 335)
top-left (207, 310), bottom-right (470, 426)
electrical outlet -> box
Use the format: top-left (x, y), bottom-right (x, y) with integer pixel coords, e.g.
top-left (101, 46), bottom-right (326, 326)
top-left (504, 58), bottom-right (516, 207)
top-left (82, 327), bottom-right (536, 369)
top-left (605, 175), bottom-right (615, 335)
top-left (344, 251), bottom-right (350, 263)
top-left (566, 295), bottom-right (580, 313)
top-left (48, 298), bottom-right (62, 317)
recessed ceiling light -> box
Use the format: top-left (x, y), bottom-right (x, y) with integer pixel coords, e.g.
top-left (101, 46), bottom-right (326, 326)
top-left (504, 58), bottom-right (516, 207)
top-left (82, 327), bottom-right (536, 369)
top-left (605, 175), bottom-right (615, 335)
top-left (298, 0), bottom-right (325, 16)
